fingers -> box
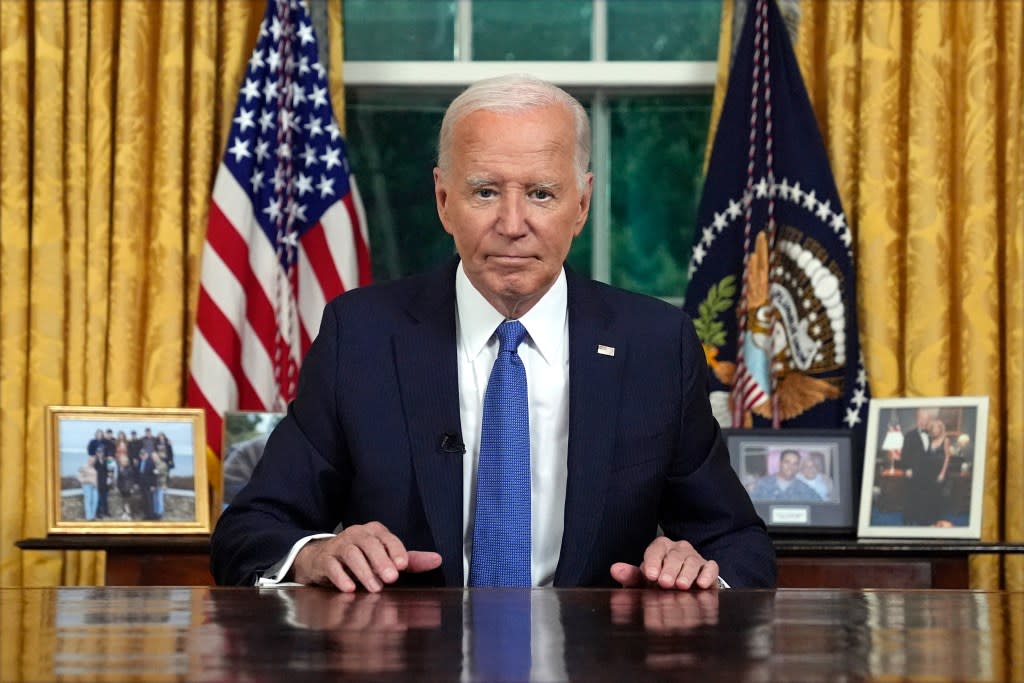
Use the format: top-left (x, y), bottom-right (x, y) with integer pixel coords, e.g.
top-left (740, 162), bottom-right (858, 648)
top-left (294, 522), bottom-right (439, 593)
top-left (406, 551), bottom-right (443, 573)
top-left (637, 538), bottom-right (720, 591)
top-left (609, 562), bottom-right (646, 587)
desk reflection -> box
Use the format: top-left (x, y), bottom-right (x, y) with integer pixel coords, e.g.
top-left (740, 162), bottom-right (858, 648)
top-left (1, 587), bottom-right (1021, 682)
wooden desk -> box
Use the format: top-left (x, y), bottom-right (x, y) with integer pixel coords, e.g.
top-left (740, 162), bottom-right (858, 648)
top-left (16, 535), bottom-right (214, 586)
top-left (18, 536), bottom-right (1024, 588)
top-left (775, 539), bottom-right (1024, 588)
top-left (1, 586), bottom-right (1021, 682)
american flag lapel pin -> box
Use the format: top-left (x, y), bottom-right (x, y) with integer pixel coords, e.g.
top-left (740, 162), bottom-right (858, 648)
top-left (597, 344), bottom-right (615, 357)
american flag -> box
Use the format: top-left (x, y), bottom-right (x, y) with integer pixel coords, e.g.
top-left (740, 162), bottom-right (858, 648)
top-left (188, 0), bottom-right (370, 459)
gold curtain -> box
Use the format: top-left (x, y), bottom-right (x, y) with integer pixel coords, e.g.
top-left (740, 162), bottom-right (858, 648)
top-left (712, 0), bottom-right (1023, 588)
top-left (0, 0), bottom-right (266, 589)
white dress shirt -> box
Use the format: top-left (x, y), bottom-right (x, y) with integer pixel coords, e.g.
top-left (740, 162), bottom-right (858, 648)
top-left (256, 264), bottom-right (571, 587)
top-left (455, 263), bottom-right (570, 587)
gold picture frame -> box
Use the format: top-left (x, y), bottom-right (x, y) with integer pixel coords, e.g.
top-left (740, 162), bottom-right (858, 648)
top-left (45, 406), bottom-right (211, 535)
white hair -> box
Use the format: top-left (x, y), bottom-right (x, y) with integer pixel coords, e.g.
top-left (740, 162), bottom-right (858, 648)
top-left (436, 74), bottom-right (591, 190)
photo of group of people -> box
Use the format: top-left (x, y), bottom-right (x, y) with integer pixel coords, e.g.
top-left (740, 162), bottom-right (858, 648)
top-left (740, 446), bottom-right (839, 504)
top-left (58, 418), bottom-right (198, 524)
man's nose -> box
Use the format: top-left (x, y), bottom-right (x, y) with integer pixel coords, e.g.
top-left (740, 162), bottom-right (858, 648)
top-left (496, 193), bottom-right (528, 236)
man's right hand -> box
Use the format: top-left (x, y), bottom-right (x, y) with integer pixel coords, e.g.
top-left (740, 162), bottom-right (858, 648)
top-left (292, 522), bottom-right (442, 592)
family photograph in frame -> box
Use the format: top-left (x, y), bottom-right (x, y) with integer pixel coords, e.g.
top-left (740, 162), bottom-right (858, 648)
top-left (220, 410), bottom-right (284, 513)
top-left (45, 406), bottom-right (210, 534)
top-left (722, 429), bottom-right (855, 534)
top-left (858, 396), bottom-right (989, 539)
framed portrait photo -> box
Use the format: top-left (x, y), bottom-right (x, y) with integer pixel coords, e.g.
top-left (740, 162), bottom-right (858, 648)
top-left (219, 410), bottom-right (284, 513)
top-left (857, 396), bottom-right (989, 539)
top-left (45, 406), bottom-right (210, 535)
top-left (722, 429), bottom-right (855, 534)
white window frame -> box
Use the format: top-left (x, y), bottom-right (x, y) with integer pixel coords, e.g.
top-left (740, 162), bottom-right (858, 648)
top-left (342, 0), bottom-right (717, 284)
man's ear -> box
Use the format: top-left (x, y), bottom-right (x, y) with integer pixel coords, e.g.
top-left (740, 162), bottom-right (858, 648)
top-left (433, 167), bottom-right (453, 235)
top-left (573, 172), bottom-right (595, 237)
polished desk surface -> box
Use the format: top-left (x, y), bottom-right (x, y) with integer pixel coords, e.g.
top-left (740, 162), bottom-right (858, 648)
top-left (1, 587), bottom-right (1021, 682)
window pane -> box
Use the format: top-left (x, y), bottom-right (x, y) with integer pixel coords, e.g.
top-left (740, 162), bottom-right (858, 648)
top-left (607, 0), bottom-right (721, 61)
top-left (343, 0), bottom-right (455, 61)
top-left (473, 0), bottom-right (591, 60)
top-left (345, 90), bottom-right (455, 281)
top-left (608, 94), bottom-right (712, 298)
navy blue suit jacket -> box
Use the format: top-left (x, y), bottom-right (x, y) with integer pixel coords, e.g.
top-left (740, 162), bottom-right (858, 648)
top-left (211, 259), bottom-right (776, 587)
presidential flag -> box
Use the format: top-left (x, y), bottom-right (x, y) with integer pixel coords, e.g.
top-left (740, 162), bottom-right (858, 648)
top-left (682, 0), bottom-right (869, 442)
top-left (188, 0), bottom-right (370, 459)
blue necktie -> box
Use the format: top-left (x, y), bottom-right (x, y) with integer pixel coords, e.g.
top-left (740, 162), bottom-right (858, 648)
top-left (470, 320), bottom-right (531, 587)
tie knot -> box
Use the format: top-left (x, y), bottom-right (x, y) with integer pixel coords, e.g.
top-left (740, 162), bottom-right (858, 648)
top-left (496, 320), bottom-right (527, 353)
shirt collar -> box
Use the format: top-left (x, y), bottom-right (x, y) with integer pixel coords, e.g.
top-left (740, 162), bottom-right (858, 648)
top-left (455, 262), bottom-right (567, 367)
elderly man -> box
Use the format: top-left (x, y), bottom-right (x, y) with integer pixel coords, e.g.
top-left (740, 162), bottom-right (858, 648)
top-left (210, 75), bottom-right (776, 591)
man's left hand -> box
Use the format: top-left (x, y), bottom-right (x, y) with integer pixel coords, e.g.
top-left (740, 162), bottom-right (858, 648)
top-left (609, 537), bottom-right (720, 590)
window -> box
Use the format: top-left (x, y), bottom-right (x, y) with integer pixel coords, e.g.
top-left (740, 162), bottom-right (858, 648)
top-left (341, 0), bottom-right (720, 300)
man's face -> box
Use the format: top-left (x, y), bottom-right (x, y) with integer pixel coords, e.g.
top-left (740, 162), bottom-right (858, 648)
top-left (915, 409), bottom-right (932, 430)
top-left (800, 458), bottom-right (818, 478)
top-left (434, 104), bottom-right (593, 318)
top-left (779, 453), bottom-right (800, 481)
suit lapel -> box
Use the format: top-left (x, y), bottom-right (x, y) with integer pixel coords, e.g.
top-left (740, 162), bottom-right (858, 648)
top-left (394, 259), bottom-right (465, 587)
top-left (554, 271), bottom-right (624, 586)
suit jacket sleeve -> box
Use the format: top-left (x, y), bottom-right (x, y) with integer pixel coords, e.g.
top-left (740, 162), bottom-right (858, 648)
top-left (210, 302), bottom-right (353, 586)
top-left (658, 314), bottom-right (777, 588)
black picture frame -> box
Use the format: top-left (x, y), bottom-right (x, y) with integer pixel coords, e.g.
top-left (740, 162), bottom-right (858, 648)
top-left (722, 428), bottom-right (856, 535)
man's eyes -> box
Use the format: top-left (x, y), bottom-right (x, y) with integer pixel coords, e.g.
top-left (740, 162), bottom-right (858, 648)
top-left (530, 189), bottom-right (553, 200)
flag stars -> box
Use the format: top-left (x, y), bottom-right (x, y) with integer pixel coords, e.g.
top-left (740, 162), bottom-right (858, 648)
top-left (305, 116), bottom-right (323, 138)
top-left (286, 199), bottom-right (308, 223)
top-left (852, 387), bottom-right (867, 409)
top-left (259, 110), bottom-right (275, 133)
top-left (320, 147), bottom-right (341, 169)
top-left (325, 121), bottom-right (341, 141)
top-left (241, 78), bottom-right (261, 102)
top-left (294, 172), bottom-right (313, 196)
top-left (844, 407), bottom-right (862, 428)
top-left (297, 23), bottom-right (315, 45)
top-left (317, 174), bottom-right (335, 198)
top-left (802, 189), bottom-right (818, 211)
top-left (248, 49), bottom-right (265, 71)
top-left (291, 83), bottom-right (306, 107)
top-left (815, 199), bottom-right (832, 222)
top-left (266, 48), bottom-right (282, 72)
top-left (228, 137), bottom-right (251, 163)
top-left (310, 85), bottom-right (328, 110)
top-left (263, 197), bottom-right (283, 222)
top-left (831, 212), bottom-right (847, 232)
top-left (301, 144), bottom-right (318, 167)
top-left (269, 16), bottom-right (284, 41)
top-left (701, 225), bottom-right (715, 246)
top-left (692, 243), bottom-right (707, 264)
top-left (250, 169), bottom-right (265, 192)
top-left (273, 167), bottom-right (287, 192)
top-left (297, 56), bottom-right (311, 75)
top-left (254, 139), bottom-right (270, 164)
top-left (263, 79), bottom-right (279, 102)
top-left (754, 177), bottom-right (769, 198)
top-left (789, 182), bottom-right (803, 204)
top-left (726, 198), bottom-right (742, 219)
top-left (313, 62), bottom-right (326, 79)
top-left (778, 178), bottom-right (792, 200)
top-left (234, 107), bottom-right (256, 132)
top-left (712, 211), bottom-right (728, 232)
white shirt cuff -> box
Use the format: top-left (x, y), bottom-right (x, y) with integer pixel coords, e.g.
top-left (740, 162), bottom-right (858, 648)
top-left (254, 533), bottom-right (335, 587)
